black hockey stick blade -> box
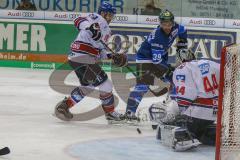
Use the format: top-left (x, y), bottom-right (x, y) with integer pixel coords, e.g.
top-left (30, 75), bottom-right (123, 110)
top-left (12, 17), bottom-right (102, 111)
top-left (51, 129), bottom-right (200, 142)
top-left (0, 147), bottom-right (10, 155)
top-left (149, 87), bottom-right (168, 97)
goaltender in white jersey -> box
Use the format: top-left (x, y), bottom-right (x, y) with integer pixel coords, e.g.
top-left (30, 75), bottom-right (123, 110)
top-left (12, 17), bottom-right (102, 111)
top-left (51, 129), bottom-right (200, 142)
top-left (173, 57), bottom-right (219, 121)
top-left (149, 49), bottom-right (220, 151)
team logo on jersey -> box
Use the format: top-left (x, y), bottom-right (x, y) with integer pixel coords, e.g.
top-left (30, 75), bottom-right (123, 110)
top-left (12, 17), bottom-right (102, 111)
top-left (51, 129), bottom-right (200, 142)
top-left (176, 75), bottom-right (186, 82)
top-left (199, 63), bottom-right (210, 75)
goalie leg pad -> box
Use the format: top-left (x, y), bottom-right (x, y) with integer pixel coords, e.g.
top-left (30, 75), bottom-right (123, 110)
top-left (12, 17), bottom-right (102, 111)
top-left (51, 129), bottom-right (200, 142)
top-left (156, 124), bottom-right (201, 151)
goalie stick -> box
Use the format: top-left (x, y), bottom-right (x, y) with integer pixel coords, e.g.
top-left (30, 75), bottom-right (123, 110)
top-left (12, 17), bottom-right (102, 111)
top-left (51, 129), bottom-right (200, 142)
top-left (100, 40), bottom-right (169, 97)
top-left (0, 147), bottom-right (10, 156)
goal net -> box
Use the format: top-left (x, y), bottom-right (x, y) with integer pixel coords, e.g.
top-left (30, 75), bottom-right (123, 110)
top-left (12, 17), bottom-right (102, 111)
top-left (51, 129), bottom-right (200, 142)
top-left (216, 44), bottom-right (240, 160)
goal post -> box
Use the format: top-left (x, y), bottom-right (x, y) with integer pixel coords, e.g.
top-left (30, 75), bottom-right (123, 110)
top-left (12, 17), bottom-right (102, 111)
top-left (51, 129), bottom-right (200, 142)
top-left (216, 44), bottom-right (240, 160)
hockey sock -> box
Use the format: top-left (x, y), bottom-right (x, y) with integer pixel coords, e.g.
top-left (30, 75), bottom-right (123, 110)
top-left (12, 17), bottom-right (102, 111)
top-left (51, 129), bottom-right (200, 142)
top-left (67, 87), bottom-right (87, 108)
top-left (100, 92), bottom-right (114, 113)
top-left (126, 84), bottom-right (149, 113)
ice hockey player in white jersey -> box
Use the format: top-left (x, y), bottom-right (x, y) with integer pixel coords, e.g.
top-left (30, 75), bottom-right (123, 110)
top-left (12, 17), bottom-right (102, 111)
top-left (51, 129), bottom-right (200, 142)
top-left (54, 2), bottom-right (127, 123)
top-left (149, 49), bottom-right (220, 151)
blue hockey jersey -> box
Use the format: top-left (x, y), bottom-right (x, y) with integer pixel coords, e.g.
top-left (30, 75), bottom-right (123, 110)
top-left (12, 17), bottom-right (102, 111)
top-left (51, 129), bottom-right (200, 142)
top-left (136, 23), bottom-right (187, 67)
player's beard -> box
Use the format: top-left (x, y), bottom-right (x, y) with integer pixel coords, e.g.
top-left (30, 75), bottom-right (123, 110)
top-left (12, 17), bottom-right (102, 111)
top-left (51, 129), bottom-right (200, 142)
top-left (162, 28), bottom-right (172, 35)
top-left (160, 21), bottom-right (174, 35)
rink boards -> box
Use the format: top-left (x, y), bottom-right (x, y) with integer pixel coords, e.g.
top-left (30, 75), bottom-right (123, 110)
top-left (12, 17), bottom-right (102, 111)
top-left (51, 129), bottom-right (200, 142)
top-left (0, 19), bottom-right (239, 70)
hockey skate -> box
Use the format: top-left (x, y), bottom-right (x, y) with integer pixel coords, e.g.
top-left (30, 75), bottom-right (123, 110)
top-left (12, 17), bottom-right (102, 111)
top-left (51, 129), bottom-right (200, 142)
top-left (124, 110), bottom-right (140, 125)
top-left (55, 97), bottom-right (73, 121)
top-left (105, 111), bottom-right (125, 124)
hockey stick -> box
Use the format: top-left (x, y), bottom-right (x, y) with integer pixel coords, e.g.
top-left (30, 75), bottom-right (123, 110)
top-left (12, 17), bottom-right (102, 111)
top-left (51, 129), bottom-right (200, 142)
top-left (0, 147), bottom-right (10, 156)
top-left (100, 40), bottom-right (168, 97)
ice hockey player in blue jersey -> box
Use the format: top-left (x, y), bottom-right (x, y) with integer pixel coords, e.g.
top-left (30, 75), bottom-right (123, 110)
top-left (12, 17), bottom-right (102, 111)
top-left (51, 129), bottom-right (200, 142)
top-left (124, 10), bottom-right (188, 121)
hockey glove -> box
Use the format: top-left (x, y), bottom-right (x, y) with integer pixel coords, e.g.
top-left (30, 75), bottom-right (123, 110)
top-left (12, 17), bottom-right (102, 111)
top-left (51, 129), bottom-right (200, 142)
top-left (86, 23), bottom-right (102, 41)
top-left (112, 54), bottom-right (128, 67)
top-left (160, 65), bottom-right (175, 83)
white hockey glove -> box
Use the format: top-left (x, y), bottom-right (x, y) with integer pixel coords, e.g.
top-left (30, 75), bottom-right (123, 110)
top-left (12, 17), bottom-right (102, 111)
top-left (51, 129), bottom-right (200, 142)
top-left (156, 124), bottom-right (201, 151)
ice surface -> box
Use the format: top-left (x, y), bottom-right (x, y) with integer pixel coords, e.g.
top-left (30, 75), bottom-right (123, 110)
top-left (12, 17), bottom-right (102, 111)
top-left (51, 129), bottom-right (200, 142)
top-left (0, 67), bottom-right (215, 160)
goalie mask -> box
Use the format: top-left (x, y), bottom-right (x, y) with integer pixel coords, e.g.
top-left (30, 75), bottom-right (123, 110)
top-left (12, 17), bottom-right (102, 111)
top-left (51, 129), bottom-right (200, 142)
top-left (176, 49), bottom-right (195, 65)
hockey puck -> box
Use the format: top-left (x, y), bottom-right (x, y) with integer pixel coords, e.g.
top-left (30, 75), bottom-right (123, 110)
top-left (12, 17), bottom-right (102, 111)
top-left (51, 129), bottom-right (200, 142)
top-left (152, 124), bottom-right (158, 130)
top-left (137, 128), bottom-right (141, 134)
top-left (0, 147), bottom-right (10, 156)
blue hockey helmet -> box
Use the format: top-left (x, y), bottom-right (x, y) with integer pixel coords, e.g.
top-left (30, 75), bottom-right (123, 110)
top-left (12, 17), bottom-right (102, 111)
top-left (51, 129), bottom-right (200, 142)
top-left (98, 1), bottom-right (116, 15)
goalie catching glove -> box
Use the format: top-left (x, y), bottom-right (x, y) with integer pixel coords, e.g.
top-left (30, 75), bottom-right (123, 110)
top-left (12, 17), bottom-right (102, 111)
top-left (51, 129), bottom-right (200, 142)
top-left (110, 53), bottom-right (128, 67)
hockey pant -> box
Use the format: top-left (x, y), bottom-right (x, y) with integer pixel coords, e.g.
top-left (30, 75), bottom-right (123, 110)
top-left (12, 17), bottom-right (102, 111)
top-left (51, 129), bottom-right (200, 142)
top-left (67, 60), bottom-right (115, 114)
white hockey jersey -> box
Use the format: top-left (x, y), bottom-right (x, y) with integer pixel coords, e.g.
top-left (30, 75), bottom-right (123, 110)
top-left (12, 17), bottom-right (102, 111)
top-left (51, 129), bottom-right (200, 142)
top-left (172, 59), bottom-right (220, 121)
top-left (68, 13), bottom-right (112, 63)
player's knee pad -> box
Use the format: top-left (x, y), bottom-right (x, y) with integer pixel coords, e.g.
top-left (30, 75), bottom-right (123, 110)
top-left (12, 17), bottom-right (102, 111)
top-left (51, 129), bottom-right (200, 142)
top-left (98, 79), bottom-right (113, 94)
top-left (100, 92), bottom-right (114, 113)
top-left (156, 124), bottom-right (201, 151)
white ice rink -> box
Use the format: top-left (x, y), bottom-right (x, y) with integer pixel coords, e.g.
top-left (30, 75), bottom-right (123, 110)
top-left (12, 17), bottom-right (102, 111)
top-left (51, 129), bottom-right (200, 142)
top-left (0, 67), bottom-right (215, 160)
